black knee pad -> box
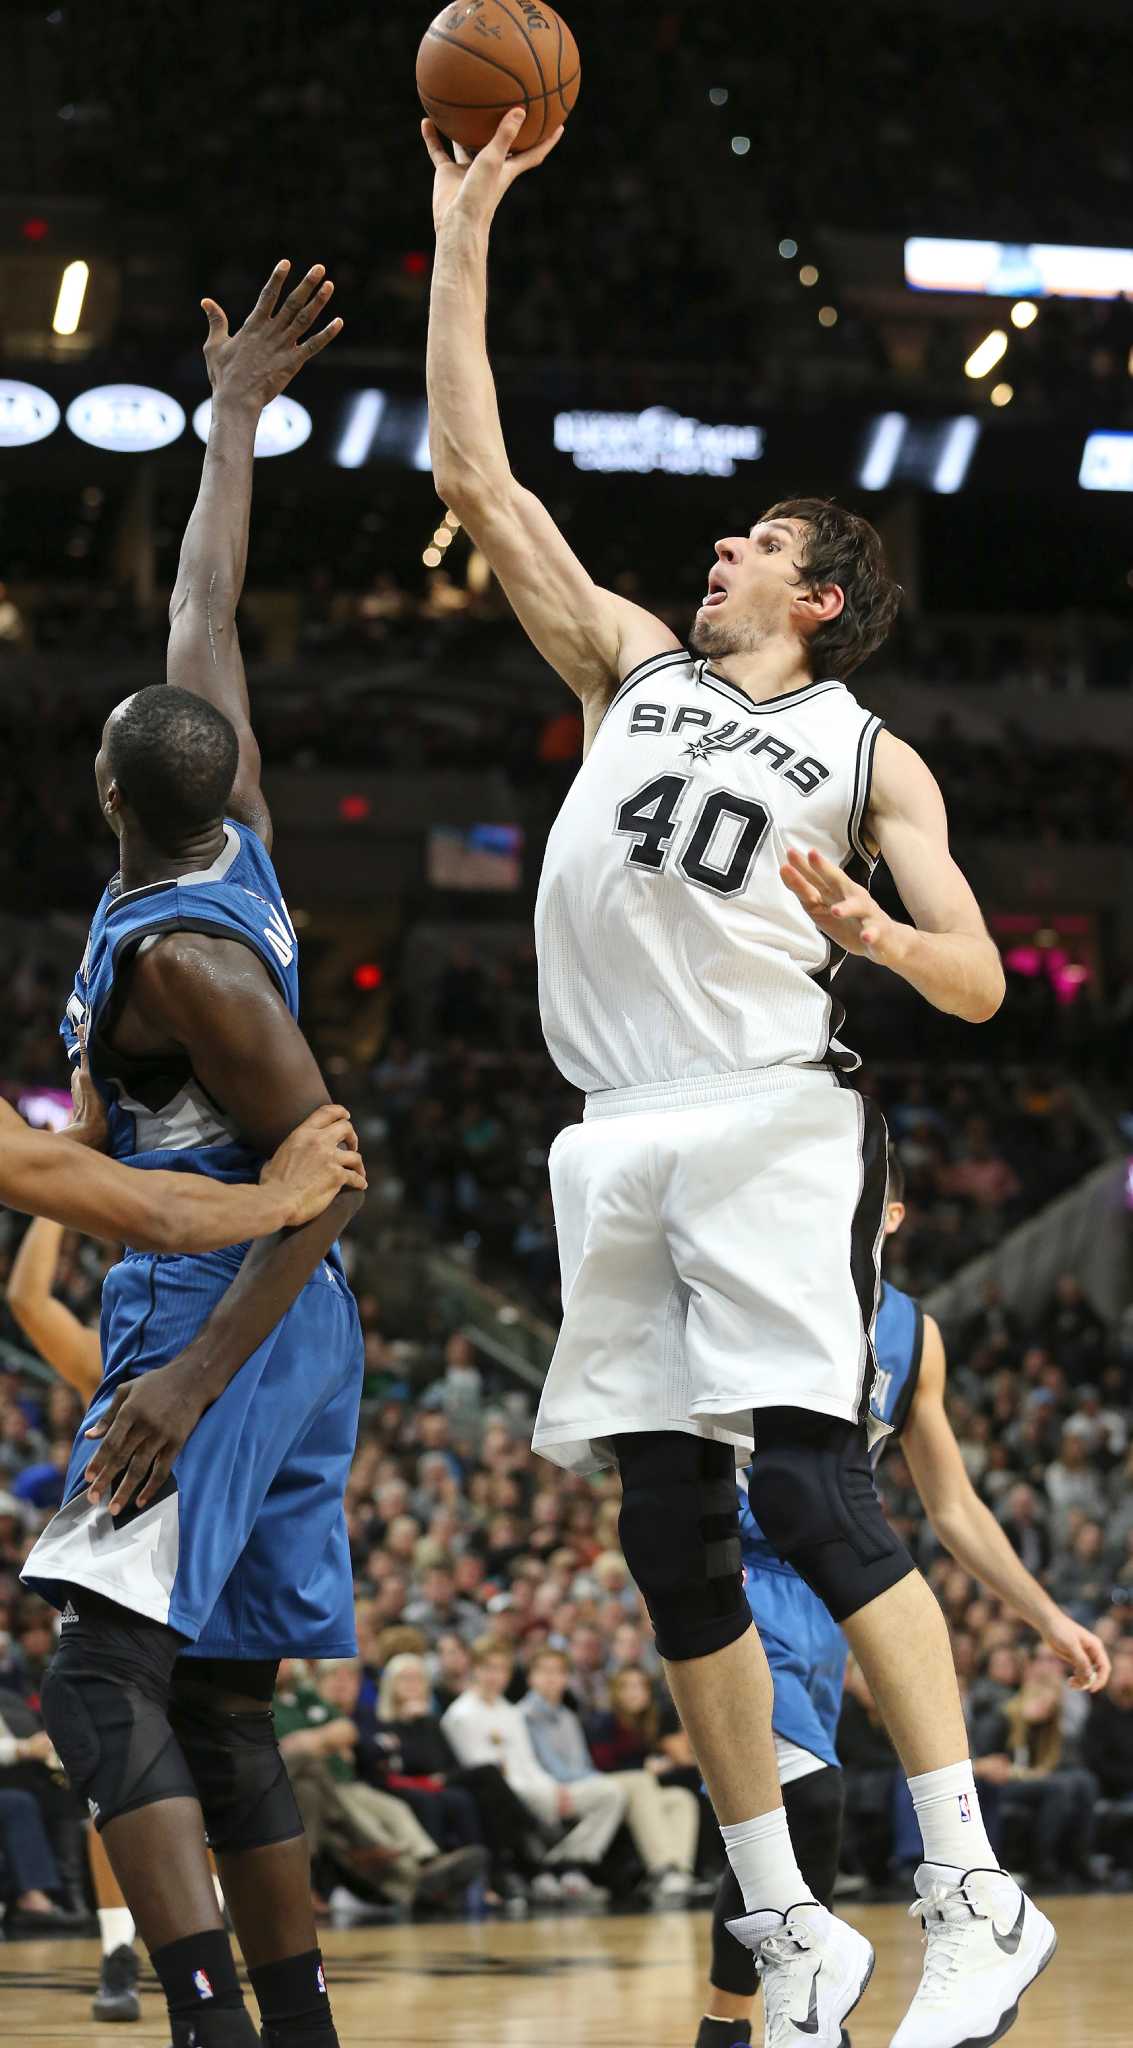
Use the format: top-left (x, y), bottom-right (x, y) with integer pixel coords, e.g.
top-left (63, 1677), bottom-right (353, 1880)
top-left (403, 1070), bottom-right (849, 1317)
top-left (41, 1589), bottom-right (194, 1829)
top-left (749, 1410), bottom-right (914, 1625)
top-left (615, 1432), bottom-right (750, 1663)
top-left (168, 1658), bottom-right (302, 1855)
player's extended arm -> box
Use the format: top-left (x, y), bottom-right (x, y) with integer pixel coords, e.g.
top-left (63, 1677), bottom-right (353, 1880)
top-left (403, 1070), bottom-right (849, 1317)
top-left (82, 934), bottom-right (366, 1512)
top-left (901, 1314), bottom-right (1110, 1692)
top-left (0, 1098), bottom-right (359, 1255)
top-left (7, 1219), bottom-right (102, 1403)
top-left (166, 261), bottom-right (343, 848)
top-left (424, 112), bottom-right (678, 711)
top-left (781, 732), bottom-right (1005, 1023)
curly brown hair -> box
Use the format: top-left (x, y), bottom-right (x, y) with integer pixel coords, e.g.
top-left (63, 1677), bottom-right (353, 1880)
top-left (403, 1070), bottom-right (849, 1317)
top-left (760, 497), bottom-right (902, 679)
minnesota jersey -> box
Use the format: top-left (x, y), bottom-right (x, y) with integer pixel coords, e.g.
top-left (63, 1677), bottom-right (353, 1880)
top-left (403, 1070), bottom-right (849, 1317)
top-left (535, 651), bottom-right (883, 1095)
top-left (62, 819), bottom-right (301, 1194)
top-left (739, 1280), bottom-right (925, 1768)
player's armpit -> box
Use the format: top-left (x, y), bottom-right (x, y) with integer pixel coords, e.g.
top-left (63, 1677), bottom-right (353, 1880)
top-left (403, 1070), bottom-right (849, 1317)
top-left (450, 480), bottom-right (679, 707)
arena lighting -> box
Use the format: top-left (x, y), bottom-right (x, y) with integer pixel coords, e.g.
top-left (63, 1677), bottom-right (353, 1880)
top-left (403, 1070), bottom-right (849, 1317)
top-left (708, 86), bottom-right (729, 106)
top-left (818, 306), bottom-right (838, 328)
top-left (193, 394), bottom-right (311, 456)
top-left (412, 413), bottom-right (433, 473)
top-left (66, 383), bottom-right (185, 452)
top-left (1079, 432), bottom-right (1133, 491)
top-left (52, 258), bottom-right (88, 336)
top-left (778, 238), bottom-right (798, 259)
top-left (1011, 301), bottom-right (1038, 330)
top-left (335, 389), bottom-right (386, 469)
top-left (964, 331), bottom-right (1009, 379)
top-left (932, 417), bottom-right (981, 494)
top-left (989, 383), bottom-right (1014, 408)
top-left (906, 236), bottom-right (1133, 300)
top-left (857, 412), bottom-right (907, 491)
top-left (731, 135), bottom-right (751, 156)
top-left (799, 264), bottom-right (819, 287)
top-left (0, 378), bottom-right (60, 447)
top-left (352, 963), bottom-right (383, 992)
top-left (423, 545), bottom-right (442, 567)
top-left (856, 413), bottom-right (982, 494)
top-left (554, 407), bottom-right (764, 478)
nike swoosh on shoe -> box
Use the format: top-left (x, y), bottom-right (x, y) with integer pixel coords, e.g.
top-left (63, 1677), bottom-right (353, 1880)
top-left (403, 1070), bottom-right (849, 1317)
top-left (792, 1962), bottom-right (822, 2034)
top-left (992, 1895), bottom-right (1027, 1956)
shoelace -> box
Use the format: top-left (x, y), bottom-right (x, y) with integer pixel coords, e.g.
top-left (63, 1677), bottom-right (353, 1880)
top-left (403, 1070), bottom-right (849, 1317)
top-left (758, 1931), bottom-right (816, 2047)
top-left (910, 1881), bottom-right (987, 1997)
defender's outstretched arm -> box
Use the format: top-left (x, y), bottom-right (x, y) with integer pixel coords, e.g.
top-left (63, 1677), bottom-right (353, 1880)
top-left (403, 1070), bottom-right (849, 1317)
top-left (7, 1218), bottom-right (102, 1401)
top-left (166, 261), bottom-right (343, 846)
top-left (902, 1314), bottom-right (1109, 1691)
top-left (424, 113), bottom-right (677, 719)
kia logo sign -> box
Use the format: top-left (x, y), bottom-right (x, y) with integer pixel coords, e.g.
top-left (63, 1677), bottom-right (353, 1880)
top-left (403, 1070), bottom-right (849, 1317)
top-left (66, 384), bottom-right (186, 452)
top-left (0, 379), bottom-right (61, 447)
top-left (192, 394), bottom-right (312, 457)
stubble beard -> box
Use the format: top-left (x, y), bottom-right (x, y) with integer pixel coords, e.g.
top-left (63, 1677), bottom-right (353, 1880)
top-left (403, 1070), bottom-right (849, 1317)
top-left (688, 608), bottom-right (765, 660)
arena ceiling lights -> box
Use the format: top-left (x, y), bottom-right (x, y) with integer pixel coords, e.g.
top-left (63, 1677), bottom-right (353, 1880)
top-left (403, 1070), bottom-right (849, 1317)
top-left (1079, 432), bottom-right (1133, 491)
top-left (66, 384), bottom-right (186, 452)
top-left (857, 413), bottom-right (981, 494)
top-left (0, 378), bottom-right (61, 447)
top-left (192, 395), bottom-right (312, 457)
top-left (905, 237), bottom-right (1133, 300)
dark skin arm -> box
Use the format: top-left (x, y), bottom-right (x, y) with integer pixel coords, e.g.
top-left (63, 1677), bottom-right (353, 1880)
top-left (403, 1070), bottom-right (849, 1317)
top-left (83, 933), bottom-right (366, 1513)
top-left (165, 258), bottom-right (342, 848)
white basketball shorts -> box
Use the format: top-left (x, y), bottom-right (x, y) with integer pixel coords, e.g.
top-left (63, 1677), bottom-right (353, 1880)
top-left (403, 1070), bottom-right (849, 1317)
top-left (531, 1067), bottom-right (889, 1476)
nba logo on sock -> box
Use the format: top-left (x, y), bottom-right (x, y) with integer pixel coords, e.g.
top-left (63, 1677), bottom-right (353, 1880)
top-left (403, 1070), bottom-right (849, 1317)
top-left (317, 1963), bottom-right (327, 1995)
top-left (959, 1792), bottom-right (972, 1823)
top-left (192, 1969), bottom-right (214, 2001)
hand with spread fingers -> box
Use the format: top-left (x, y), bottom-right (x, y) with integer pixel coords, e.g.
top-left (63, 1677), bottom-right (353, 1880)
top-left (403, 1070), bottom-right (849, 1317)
top-left (423, 107), bottom-right (564, 235)
top-left (201, 259), bottom-right (343, 414)
top-left (781, 846), bottom-right (902, 966)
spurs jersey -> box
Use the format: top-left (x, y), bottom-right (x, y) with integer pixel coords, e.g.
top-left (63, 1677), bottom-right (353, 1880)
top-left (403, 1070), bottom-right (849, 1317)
top-left (535, 650), bottom-right (883, 1095)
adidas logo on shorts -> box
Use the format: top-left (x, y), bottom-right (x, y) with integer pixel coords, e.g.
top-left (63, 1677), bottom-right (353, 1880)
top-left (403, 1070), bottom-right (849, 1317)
top-left (60, 1600), bottom-right (79, 1625)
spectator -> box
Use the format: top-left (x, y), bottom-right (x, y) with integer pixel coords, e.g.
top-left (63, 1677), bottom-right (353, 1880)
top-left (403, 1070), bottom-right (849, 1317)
top-left (272, 1660), bottom-right (486, 1916)
top-left (441, 1637), bottom-right (624, 1902)
top-left (372, 1652), bottom-right (539, 1898)
top-left (520, 1647), bottom-right (701, 1902)
top-left (974, 1649), bottom-right (1098, 1887)
top-left (1045, 1431), bottom-right (1107, 1541)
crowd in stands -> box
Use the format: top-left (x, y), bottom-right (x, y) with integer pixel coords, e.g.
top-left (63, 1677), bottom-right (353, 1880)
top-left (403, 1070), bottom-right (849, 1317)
top-left (1, 1172), bottom-right (1131, 1930)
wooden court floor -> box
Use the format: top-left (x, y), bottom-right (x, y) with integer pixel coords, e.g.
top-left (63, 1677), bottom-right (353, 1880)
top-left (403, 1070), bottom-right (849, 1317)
top-left (1, 1895), bottom-right (1129, 2047)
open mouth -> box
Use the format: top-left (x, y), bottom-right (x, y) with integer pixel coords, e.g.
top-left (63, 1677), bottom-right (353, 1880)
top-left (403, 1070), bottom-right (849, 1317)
top-left (702, 571), bottom-right (728, 609)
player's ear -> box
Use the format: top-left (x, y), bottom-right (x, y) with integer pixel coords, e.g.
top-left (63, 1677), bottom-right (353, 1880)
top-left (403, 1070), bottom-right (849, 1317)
top-left (796, 581), bottom-right (845, 630)
top-left (103, 779), bottom-right (124, 836)
top-left (884, 1199), bottom-right (906, 1237)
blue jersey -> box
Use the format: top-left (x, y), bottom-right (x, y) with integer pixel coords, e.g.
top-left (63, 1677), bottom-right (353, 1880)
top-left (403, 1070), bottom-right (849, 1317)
top-left (62, 818), bottom-right (301, 1194)
top-left (740, 1280), bottom-right (925, 1767)
top-left (25, 817), bottom-right (364, 1658)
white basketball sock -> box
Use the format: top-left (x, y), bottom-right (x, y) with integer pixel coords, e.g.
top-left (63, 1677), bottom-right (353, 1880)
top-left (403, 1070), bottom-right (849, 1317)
top-left (908, 1761), bottom-right (999, 1872)
top-left (720, 1807), bottom-right (815, 1915)
top-left (98, 1905), bottom-right (135, 1956)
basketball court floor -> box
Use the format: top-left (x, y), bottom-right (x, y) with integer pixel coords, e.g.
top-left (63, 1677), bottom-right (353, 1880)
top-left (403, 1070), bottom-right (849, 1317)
top-left (3, 1895), bottom-right (1127, 2046)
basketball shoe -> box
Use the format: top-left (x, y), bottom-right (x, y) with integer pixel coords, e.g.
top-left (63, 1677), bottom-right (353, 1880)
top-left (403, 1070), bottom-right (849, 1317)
top-left (890, 1864), bottom-right (1056, 2048)
top-left (726, 1900), bottom-right (874, 2047)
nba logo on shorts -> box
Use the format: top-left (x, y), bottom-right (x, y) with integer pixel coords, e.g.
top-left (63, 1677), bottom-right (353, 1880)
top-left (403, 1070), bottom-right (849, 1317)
top-left (193, 1969), bottom-right (214, 2000)
top-left (317, 1964), bottom-right (327, 1995)
top-left (958, 1792), bottom-right (972, 1823)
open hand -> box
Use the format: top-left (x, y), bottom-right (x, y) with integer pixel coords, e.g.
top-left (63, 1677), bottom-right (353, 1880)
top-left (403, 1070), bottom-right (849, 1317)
top-left (781, 848), bottom-right (902, 965)
top-left (261, 1104), bottom-right (366, 1226)
top-left (84, 1361), bottom-right (206, 1515)
top-left (202, 261), bottom-right (343, 414)
top-left (423, 108), bottom-right (564, 235)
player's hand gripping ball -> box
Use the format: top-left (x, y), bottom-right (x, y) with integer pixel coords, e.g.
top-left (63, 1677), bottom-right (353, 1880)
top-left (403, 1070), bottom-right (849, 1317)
top-left (417, 0), bottom-right (580, 154)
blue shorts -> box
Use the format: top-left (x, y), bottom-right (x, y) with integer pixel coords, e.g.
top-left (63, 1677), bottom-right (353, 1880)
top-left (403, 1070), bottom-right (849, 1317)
top-left (745, 1562), bottom-right (847, 1770)
top-left (22, 1248), bottom-right (363, 1660)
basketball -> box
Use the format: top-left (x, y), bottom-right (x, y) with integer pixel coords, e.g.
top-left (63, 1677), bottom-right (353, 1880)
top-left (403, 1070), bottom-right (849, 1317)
top-left (417, 1), bottom-right (580, 154)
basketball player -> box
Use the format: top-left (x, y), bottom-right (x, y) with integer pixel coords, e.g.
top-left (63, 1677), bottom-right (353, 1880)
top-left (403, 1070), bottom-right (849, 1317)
top-left (695, 1149), bottom-right (1109, 2048)
top-left (421, 111), bottom-right (1100, 2047)
top-left (22, 263), bottom-right (361, 2048)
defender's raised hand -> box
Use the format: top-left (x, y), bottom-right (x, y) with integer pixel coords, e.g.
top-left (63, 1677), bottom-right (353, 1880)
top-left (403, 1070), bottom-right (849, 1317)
top-left (201, 260), bottom-right (343, 412)
top-left (423, 108), bottom-right (563, 234)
